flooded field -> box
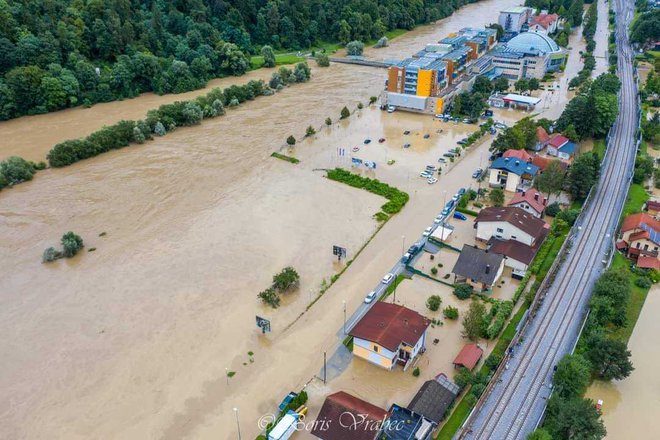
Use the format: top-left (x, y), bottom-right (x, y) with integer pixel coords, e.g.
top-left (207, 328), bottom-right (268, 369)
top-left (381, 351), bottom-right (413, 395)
top-left (0, 0), bottom-right (597, 438)
top-left (585, 287), bottom-right (660, 439)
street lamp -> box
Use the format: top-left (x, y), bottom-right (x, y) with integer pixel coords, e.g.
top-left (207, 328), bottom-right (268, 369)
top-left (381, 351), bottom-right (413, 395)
top-left (233, 407), bottom-right (242, 440)
top-left (394, 235), bottom-right (404, 304)
top-left (225, 368), bottom-right (229, 386)
top-left (342, 300), bottom-right (347, 334)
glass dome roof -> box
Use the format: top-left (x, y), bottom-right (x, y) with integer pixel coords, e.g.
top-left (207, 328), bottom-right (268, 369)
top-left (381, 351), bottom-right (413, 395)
top-left (506, 31), bottom-right (560, 54)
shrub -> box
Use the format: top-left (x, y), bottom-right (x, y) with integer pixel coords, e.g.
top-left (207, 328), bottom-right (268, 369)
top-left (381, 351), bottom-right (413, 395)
top-left (340, 106), bottom-right (350, 119)
top-left (454, 284), bottom-right (474, 300)
top-left (545, 202), bottom-right (561, 217)
top-left (431, 267), bottom-right (438, 275)
top-left (306, 126), bottom-right (316, 137)
top-left (489, 188), bottom-right (505, 206)
top-left (412, 367), bottom-right (420, 377)
top-left (357, 102), bottom-right (364, 109)
top-left (61, 231), bottom-right (84, 258)
top-left (261, 45), bottom-right (276, 68)
top-left (258, 287), bottom-right (280, 308)
top-left (635, 277), bottom-right (652, 288)
top-left (443, 306), bottom-right (459, 320)
top-left (369, 96), bottom-right (378, 104)
top-left (556, 209), bottom-right (580, 226)
top-left (42, 247), bottom-right (62, 263)
top-left (325, 117), bottom-right (332, 126)
top-left (485, 352), bottom-right (503, 370)
top-left (0, 156), bottom-right (36, 185)
top-left (154, 121), bottom-right (166, 136)
top-left (426, 295), bottom-right (442, 311)
top-left (374, 36), bottom-right (389, 48)
top-left (286, 135), bottom-right (296, 146)
top-left (272, 267), bottom-right (300, 292)
top-left (454, 368), bottom-right (474, 389)
top-left (346, 41), bottom-right (365, 56)
top-left (316, 53), bottom-right (330, 67)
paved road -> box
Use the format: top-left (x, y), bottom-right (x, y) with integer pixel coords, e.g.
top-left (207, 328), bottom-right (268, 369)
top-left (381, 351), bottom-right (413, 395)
top-left (458, 1), bottom-right (639, 439)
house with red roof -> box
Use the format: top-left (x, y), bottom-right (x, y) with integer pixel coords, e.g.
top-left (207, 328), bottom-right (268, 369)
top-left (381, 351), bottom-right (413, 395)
top-left (349, 302), bottom-right (430, 371)
top-left (311, 391), bottom-right (387, 440)
top-left (453, 344), bottom-right (483, 370)
top-left (645, 200), bottom-right (660, 219)
top-left (618, 213), bottom-right (660, 267)
top-left (533, 126), bottom-right (551, 151)
top-left (529, 13), bottom-right (559, 34)
top-left (531, 154), bottom-right (569, 172)
top-left (503, 149), bottom-right (533, 162)
top-left (508, 190), bottom-right (548, 218)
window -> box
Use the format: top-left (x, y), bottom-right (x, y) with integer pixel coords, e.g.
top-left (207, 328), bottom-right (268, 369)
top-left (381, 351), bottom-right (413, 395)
top-left (636, 242), bottom-right (641, 248)
top-left (644, 244), bottom-right (649, 251)
top-left (511, 235), bottom-right (517, 239)
top-left (496, 228), bottom-right (504, 233)
top-left (373, 345), bottom-right (379, 353)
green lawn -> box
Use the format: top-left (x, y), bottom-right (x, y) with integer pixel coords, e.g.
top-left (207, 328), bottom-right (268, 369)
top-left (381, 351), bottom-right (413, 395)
top-left (249, 53), bottom-right (305, 70)
top-left (593, 138), bottom-right (606, 160)
top-left (609, 254), bottom-right (652, 342)
top-left (621, 183), bottom-right (649, 218)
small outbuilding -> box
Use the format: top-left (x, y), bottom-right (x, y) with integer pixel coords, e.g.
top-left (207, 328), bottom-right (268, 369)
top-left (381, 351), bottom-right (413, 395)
top-left (453, 344), bottom-right (484, 370)
top-left (407, 374), bottom-right (461, 424)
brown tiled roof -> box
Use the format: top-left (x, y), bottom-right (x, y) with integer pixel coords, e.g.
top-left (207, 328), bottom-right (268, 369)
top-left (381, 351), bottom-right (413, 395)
top-left (621, 213), bottom-right (660, 234)
top-left (638, 256), bottom-right (660, 269)
top-left (530, 13), bottom-right (559, 29)
top-left (311, 391), bottom-right (387, 440)
top-left (453, 344), bottom-right (483, 370)
top-left (475, 207), bottom-right (549, 240)
top-left (503, 149), bottom-right (533, 162)
top-left (349, 302), bottom-right (430, 352)
top-left (628, 230), bottom-right (650, 243)
top-left (489, 239), bottom-right (539, 265)
top-left (536, 127), bottom-right (550, 144)
top-left (646, 200), bottom-right (660, 211)
top-left (508, 190), bottom-right (547, 215)
top-left (531, 155), bottom-right (569, 171)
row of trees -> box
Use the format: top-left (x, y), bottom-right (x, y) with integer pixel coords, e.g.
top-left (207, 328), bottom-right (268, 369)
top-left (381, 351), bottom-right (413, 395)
top-left (0, 0), bottom-right (483, 120)
top-left (631, 8), bottom-right (660, 45)
top-left (532, 267), bottom-right (637, 439)
top-left (452, 75), bottom-right (509, 119)
top-left (0, 156), bottom-right (45, 190)
top-left (46, 62), bottom-right (311, 168)
top-left (568, 1), bottom-right (598, 89)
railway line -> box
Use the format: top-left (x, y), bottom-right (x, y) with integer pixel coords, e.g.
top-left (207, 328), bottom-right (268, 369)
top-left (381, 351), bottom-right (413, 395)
top-left (458, 0), bottom-right (639, 438)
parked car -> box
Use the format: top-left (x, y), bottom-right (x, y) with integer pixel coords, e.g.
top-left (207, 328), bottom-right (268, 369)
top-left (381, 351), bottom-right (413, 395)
top-left (364, 139), bottom-right (371, 144)
top-left (446, 199), bottom-right (455, 209)
top-left (451, 195), bottom-right (459, 203)
top-left (423, 133), bottom-right (431, 139)
top-left (494, 122), bottom-right (507, 130)
top-left (462, 118), bottom-right (471, 124)
top-left (426, 165), bottom-right (437, 171)
top-left (387, 105), bottom-right (396, 113)
top-left (408, 244), bottom-right (421, 254)
top-left (472, 168), bottom-right (483, 179)
top-left (434, 216), bottom-right (443, 224)
top-left (378, 138), bottom-right (386, 143)
top-left (382, 273), bottom-right (394, 284)
top-left (454, 212), bottom-right (467, 221)
top-left (403, 130), bottom-right (411, 135)
top-left (443, 152), bottom-right (455, 158)
top-left (438, 157), bottom-right (447, 163)
top-left (420, 171), bottom-right (433, 178)
top-left (401, 252), bottom-right (412, 263)
top-left (403, 143), bottom-right (411, 148)
top-left (423, 227), bottom-right (433, 237)
top-left (427, 177), bottom-right (438, 184)
top-left (457, 188), bottom-right (466, 196)
top-left (457, 138), bottom-right (468, 145)
top-left (364, 291), bottom-right (377, 303)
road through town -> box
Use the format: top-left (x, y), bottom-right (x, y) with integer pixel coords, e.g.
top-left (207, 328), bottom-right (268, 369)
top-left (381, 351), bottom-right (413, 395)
top-left (458, 0), bottom-right (640, 439)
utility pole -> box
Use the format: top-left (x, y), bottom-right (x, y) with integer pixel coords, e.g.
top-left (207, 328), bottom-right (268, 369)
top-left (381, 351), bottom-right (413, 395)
top-left (394, 235), bottom-right (404, 304)
top-left (323, 352), bottom-right (327, 384)
top-left (233, 407), bottom-right (242, 440)
top-left (342, 300), bottom-right (347, 334)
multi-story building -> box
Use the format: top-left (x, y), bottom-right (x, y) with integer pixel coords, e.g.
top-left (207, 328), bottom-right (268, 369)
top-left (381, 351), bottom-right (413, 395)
top-left (490, 31), bottom-right (567, 79)
top-left (498, 6), bottom-right (533, 34)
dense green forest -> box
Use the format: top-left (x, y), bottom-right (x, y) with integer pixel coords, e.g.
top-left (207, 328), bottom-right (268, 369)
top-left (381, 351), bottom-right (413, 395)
top-left (0, 0), bottom-right (481, 120)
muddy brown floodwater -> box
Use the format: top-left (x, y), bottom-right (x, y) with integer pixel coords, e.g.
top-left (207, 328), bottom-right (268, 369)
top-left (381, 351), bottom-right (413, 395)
top-left (2, 1), bottom-right (591, 439)
top-left (585, 287), bottom-right (660, 439)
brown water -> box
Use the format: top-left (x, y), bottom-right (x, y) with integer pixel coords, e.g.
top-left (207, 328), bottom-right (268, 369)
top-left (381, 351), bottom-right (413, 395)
top-left (2, 1), bottom-right (590, 439)
top-left (585, 287), bottom-right (660, 439)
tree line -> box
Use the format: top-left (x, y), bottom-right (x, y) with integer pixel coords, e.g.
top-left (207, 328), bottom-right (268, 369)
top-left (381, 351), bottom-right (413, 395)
top-left (46, 62), bottom-right (311, 168)
top-left (0, 0), bottom-right (483, 120)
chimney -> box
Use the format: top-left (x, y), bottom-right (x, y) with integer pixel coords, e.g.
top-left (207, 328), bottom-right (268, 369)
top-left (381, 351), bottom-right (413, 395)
top-left (543, 197), bottom-right (548, 206)
top-left (534, 192), bottom-right (539, 201)
top-left (485, 264), bottom-right (491, 274)
top-left (522, 190), bottom-right (526, 197)
top-left (515, 160), bottom-right (520, 166)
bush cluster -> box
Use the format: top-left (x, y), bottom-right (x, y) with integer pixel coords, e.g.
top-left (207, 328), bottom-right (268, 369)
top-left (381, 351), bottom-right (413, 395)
top-left (258, 266), bottom-right (301, 308)
top-left (0, 156), bottom-right (43, 190)
top-left (42, 231), bottom-right (84, 263)
top-left (484, 300), bottom-right (514, 339)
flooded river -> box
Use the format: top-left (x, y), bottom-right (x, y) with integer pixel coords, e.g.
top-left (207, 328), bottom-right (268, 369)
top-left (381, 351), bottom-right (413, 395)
top-left (585, 287), bottom-right (660, 439)
top-left (1, 1), bottom-right (582, 439)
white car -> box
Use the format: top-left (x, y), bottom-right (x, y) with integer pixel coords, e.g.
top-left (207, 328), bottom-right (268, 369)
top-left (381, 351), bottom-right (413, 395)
top-left (382, 273), bottom-right (394, 284)
top-left (420, 171), bottom-right (433, 178)
top-left (364, 291), bottom-right (377, 304)
top-left (387, 105), bottom-right (396, 113)
top-left (428, 177), bottom-right (438, 184)
top-left (423, 227), bottom-right (433, 237)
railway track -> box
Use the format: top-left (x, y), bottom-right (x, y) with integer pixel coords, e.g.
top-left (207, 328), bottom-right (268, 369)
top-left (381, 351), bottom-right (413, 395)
top-left (458, 0), bottom-right (639, 438)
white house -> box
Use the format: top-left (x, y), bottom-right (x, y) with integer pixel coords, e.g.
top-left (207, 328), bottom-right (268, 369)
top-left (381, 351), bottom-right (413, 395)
top-left (349, 302), bottom-right (429, 371)
top-left (546, 134), bottom-right (578, 160)
top-left (498, 6), bottom-right (533, 33)
top-left (489, 238), bottom-right (541, 279)
top-left (488, 157), bottom-right (540, 192)
top-left (475, 206), bottom-right (549, 246)
top-left (528, 13), bottom-right (559, 35)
